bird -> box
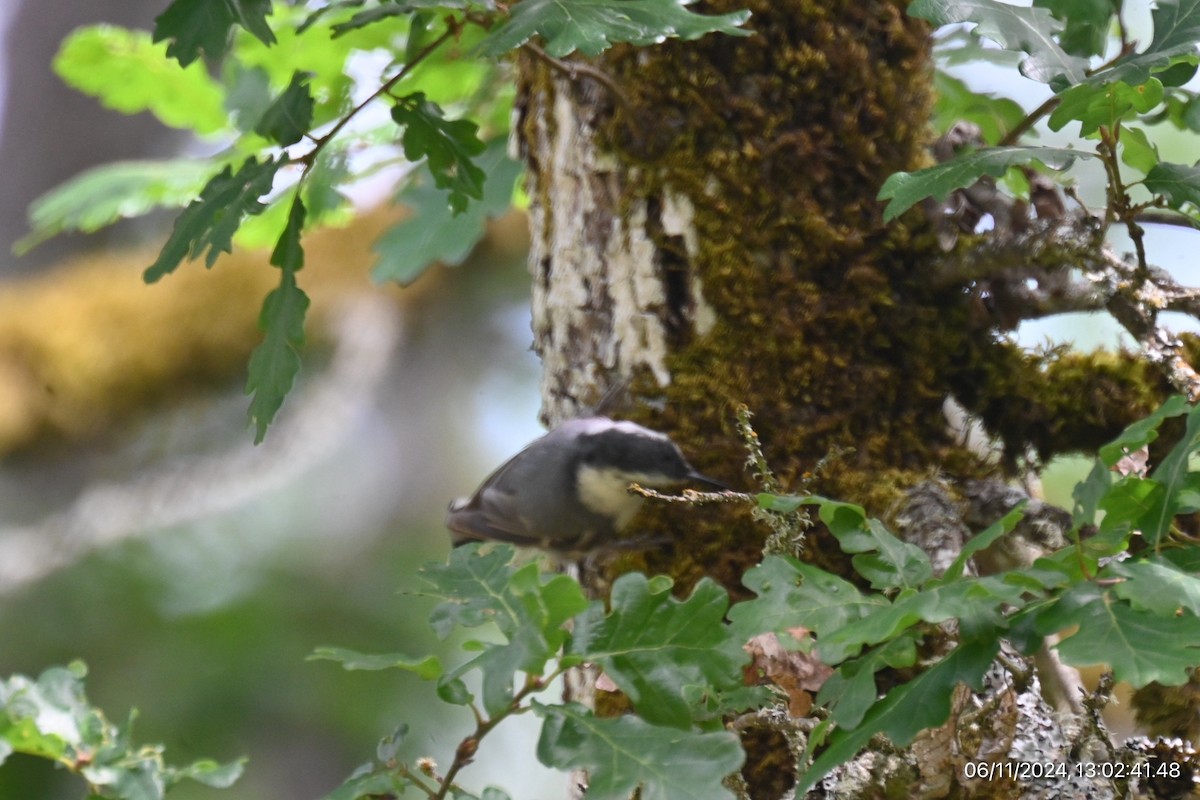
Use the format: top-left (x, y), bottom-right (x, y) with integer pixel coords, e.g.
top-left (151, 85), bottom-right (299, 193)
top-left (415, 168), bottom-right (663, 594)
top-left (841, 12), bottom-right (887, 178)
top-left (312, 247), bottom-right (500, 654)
top-left (445, 417), bottom-right (725, 554)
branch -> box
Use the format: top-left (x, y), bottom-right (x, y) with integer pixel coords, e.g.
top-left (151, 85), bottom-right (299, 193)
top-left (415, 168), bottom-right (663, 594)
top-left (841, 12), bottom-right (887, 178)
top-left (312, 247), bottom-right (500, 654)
top-left (926, 170), bottom-right (1200, 399)
top-left (998, 95), bottom-right (1061, 147)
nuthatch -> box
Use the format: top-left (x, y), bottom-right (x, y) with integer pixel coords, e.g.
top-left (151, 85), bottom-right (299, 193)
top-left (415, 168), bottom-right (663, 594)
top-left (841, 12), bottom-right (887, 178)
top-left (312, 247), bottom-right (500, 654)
top-left (446, 417), bottom-right (724, 553)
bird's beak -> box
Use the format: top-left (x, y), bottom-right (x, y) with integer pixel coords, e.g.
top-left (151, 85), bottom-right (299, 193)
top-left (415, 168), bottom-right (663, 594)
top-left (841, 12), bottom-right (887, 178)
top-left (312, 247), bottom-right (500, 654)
top-left (687, 470), bottom-right (729, 491)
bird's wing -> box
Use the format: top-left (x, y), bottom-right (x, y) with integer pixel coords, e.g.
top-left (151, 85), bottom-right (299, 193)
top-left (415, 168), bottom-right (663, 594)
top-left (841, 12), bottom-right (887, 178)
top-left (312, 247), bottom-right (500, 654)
top-left (445, 425), bottom-right (580, 548)
top-left (445, 482), bottom-right (540, 546)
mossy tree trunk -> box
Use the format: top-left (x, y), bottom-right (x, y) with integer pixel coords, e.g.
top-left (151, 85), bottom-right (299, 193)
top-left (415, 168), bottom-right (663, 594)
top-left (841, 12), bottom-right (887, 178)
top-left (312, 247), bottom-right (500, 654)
top-left (516, 1), bottom-right (1162, 797)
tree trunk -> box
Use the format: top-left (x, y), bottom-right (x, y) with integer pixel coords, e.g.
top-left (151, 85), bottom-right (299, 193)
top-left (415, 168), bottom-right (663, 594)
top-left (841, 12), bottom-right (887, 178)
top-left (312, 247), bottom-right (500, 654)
top-left (516, 1), bottom-right (1149, 796)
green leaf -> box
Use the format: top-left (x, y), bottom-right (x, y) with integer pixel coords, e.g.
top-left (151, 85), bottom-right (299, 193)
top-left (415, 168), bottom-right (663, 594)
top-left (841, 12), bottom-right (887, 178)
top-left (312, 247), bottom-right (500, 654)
top-left (145, 156), bottom-right (284, 282)
top-left (0, 663), bottom-right (241, 794)
top-left (406, 10), bottom-right (438, 64)
top-left (909, 0), bottom-right (1088, 88)
top-left (298, 1), bottom-right (367, 35)
top-left (0, 665), bottom-right (89, 760)
top-left (1039, 583), bottom-right (1200, 686)
top-left (850, 520), bottom-right (933, 589)
top-left (175, 758), bottom-right (247, 789)
top-left (878, 146), bottom-right (1089, 222)
top-left (233, 3), bottom-right (440, 130)
top-left (1124, 399), bottom-right (1200, 548)
top-left (255, 71), bottom-right (315, 147)
top-left (728, 555), bottom-right (887, 643)
top-left (54, 26), bottom-right (227, 135)
top-left (16, 159), bottom-right (214, 254)
top-left (437, 676), bottom-right (472, 706)
top-left (452, 787), bottom-right (514, 800)
top-left (1041, 0), bottom-right (1119, 56)
top-left (1162, 546), bottom-right (1200, 572)
top-left (391, 92), bottom-right (487, 214)
top-left (308, 647), bottom-right (444, 679)
top-left (233, 148), bottom-right (352, 250)
top-left (756, 493), bottom-right (807, 514)
top-left (1097, 475), bottom-right (1165, 541)
top-left (331, 5), bottom-right (411, 37)
top-left (321, 767), bottom-right (405, 800)
top-left (421, 544), bottom-right (591, 639)
top-left (419, 545), bottom-right (587, 715)
top-left (1048, 79), bottom-right (1165, 135)
top-left (1157, 59), bottom-right (1200, 87)
top-left (246, 268), bottom-right (309, 443)
top-left (1120, 126), bottom-right (1161, 174)
top-left (1033, 0), bottom-right (1118, 57)
top-left (225, 64), bottom-right (273, 132)
top-left (568, 575), bottom-right (746, 729)
top-left (796, 639), bottom-right (999, 794)
top-left (375, 137), bottom-right (523, 284)
top-left (270, 199), bottom-right (308, 274)
top-left (304, 146), bottom-right (354, 224)
top-left (376, 724), bottom-right (408, 764)
top-left (1146, 161), bottom-right (1200, 211)
top-left (535, 703), bottom-right (744, 800)
top-left (816, 634), bottom-right (918, 728)
top-left (420, 545), bottom-right (524, 637)
top-left (1072, 458), bottom-right (1111, 527)
top-left (815, 577), bottom-right (1025, 664)
top-left (449, 625), bottom-right (551, 716)
top-left (935, 27), bottom-right (1024, 69)
top-left (751, 497), bottom-right (930, 588)
top-left (1108, 558), bottom-right (1200, 617)
top-left (932, 71), bottom-right (1027, 145)
top-left (941, 504), bottom-right (1026, 582)
top-left (477, 0), bottom-right (753, 58)
top-left (245, 201), bottom-right (310, 443)
top-left (153, 0), bottom-right (276, 66)
top-left (1098, 395), bottom-right (1189, 466)
top-left (1082, 0), bottom-right (1200, 88)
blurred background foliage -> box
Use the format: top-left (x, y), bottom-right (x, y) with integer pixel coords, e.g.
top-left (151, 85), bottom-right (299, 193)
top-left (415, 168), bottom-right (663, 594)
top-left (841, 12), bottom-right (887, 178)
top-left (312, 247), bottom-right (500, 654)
top-left (0, 2), bottom-right (551, 798)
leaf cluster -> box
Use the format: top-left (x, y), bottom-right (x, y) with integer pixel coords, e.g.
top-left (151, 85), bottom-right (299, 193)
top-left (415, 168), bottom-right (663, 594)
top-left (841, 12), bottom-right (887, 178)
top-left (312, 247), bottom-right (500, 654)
top-left (735, 396), bottom-right (1200, 791)
top-left (0, 662), bottom-right (244, 800)
top-left (312, 545), bottom-right (748, 800)
top-left (298, 397), bottom-right (1200, 798)
top-left (22, 0), bottom-right (752, 443)
top-left (881, 0), bottom-right (1200, 222)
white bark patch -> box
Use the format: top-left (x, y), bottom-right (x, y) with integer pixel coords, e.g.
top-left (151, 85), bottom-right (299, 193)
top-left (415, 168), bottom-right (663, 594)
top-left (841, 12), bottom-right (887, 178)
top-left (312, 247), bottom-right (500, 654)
top-left (660, 191), bottom-right (717, 335)
top-left (521, 77), bottom-right (709, 421)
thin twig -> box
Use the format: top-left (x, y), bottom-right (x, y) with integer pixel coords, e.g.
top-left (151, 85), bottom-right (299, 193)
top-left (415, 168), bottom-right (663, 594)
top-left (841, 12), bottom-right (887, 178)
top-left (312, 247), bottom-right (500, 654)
top-left (521, 41), bottom-right (635, 116)
top-left (1097, 126), bottom-right (1151, 285)
top-left (1136, 210), bottom-right (1200, 231)
top-left (998, 95), bottom-right (1061, 146)
top-left (296, 17), bottom-right (462, 184)
top-left (629, 484), bottom-right (751, 504)
top-left (431, 672), bottom-right (550, 800)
